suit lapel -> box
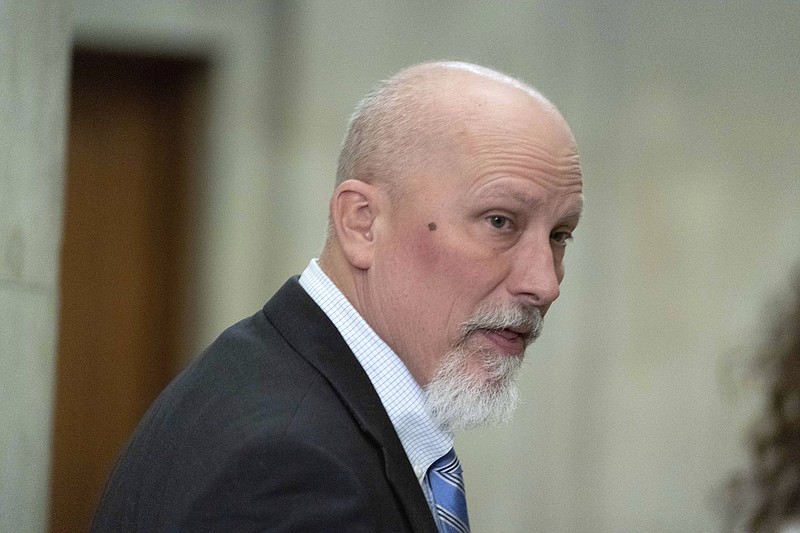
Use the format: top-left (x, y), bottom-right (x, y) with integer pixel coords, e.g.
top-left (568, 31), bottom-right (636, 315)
top-left (262, 278), bottom-right (438, 533)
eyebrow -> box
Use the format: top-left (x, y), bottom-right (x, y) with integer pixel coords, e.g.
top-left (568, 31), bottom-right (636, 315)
top-left (562, 198), bottom-right (584, 224)
top-left (481, 189), bottom-right (584, 225)
top-left (480, 189), bottom-right (543, 207)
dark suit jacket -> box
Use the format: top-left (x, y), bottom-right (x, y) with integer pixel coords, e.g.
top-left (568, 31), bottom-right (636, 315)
top-left (92, 278), bottom-right (438, 532)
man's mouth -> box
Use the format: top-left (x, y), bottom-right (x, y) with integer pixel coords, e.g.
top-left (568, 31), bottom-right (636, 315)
top-left (495, 327), bottom-right (529, 342)
top-left (478, 327), bottom-right (528, 355)
top-left (459, 303), bottom-right (543, 357)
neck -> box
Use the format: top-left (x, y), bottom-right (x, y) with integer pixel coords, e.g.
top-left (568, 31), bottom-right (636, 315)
top-left (318, 244), bottom-right (364, 314)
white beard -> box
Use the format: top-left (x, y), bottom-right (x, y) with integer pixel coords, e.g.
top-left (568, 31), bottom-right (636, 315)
top-left (424, 344), bottom-right (524, 430)
top-left (424, 303), bottom-right (542, 431)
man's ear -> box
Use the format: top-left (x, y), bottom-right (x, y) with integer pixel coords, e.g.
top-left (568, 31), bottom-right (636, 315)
top-left (329, 179), bottom-right (382, 270)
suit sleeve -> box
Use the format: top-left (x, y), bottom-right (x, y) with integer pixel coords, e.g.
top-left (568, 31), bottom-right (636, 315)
top-left (178, 436), bottom-right (379, 532)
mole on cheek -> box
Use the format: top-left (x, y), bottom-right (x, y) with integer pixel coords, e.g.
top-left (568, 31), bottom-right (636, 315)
top-left (427, 222), bottom-right (437, 231)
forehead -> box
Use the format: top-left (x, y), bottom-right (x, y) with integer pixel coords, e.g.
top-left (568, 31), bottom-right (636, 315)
top-left (398, 73), bottom-right (583, 211)
top-left (458, 101), bottom-right (582, 205)
top-left (473, 176), bottom-right (584, 223)
top-left (440, 79), bottom-right (580, 173)
top-left (465, 127), bottom-right (582, 188)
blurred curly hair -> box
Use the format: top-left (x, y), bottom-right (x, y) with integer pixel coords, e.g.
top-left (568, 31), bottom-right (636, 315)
top-left (726, 268), bottom-right (800, 532)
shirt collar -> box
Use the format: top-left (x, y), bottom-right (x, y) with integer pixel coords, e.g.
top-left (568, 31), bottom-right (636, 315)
top-left (298, 259), bottom-right (453, 480)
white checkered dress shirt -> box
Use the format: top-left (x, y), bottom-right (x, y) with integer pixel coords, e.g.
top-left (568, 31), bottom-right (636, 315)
top-left (299, 259), bottom-right (453, 500)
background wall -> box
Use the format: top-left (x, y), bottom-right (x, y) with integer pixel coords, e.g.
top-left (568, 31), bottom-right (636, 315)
top-left (3, 1), bottom-right (798, 531)
top-left (0, 2), bottom-right (71, 532)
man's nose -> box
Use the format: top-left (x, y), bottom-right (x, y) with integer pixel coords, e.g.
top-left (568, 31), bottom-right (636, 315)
top-left (507, 240), bottom-right (561, 309)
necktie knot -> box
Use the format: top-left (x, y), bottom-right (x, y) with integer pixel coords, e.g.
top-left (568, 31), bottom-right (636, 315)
top-left (429, 448), bottom-right (470, 533)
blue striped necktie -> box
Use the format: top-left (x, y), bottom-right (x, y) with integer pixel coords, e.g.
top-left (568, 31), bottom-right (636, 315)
top-left (428, 448), bottom-right (470, 533)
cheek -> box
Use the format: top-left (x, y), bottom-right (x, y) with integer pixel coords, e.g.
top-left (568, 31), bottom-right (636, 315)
top-left (407, 226), bottom-right (482, 281)
top-left (396, 223), bottom-right (507, 305)
top-left (396, 228), bottom-right (477, 315)
top-left (407, 226), bottom-right (443, 267)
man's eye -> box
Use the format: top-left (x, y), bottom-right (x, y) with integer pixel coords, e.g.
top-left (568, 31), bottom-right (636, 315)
top-left (551, 231), bottom-right (573, 246)
top-left (488, 215), bottom-right (509, 229)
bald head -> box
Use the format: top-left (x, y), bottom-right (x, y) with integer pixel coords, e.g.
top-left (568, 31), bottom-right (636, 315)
top-left (335, 61), bottom-right (570, 200)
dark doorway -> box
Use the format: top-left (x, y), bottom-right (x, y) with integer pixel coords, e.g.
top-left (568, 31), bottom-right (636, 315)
top-left (50, 48), bottom-right (207, 532)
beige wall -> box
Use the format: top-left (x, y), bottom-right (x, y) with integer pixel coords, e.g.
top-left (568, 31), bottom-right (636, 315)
top-left (5, 1), bottom-right (798, 531)
top-left (0, 1), bottom-right (71, 531)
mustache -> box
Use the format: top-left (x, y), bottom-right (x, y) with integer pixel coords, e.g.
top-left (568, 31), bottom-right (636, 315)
top-left (458, 303), bottom-right (543, 346)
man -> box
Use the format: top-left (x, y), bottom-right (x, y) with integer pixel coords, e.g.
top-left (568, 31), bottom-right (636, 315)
top-left (92, 61), bottom-right (583, 532)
